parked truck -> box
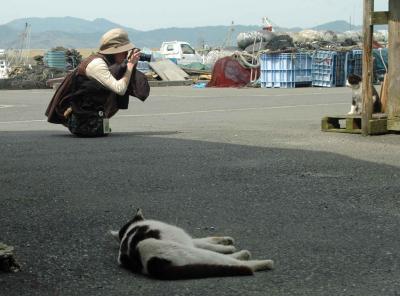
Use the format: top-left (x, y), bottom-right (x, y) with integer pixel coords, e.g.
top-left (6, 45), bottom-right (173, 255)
top-left (159, 41), bottom-right (203, 65)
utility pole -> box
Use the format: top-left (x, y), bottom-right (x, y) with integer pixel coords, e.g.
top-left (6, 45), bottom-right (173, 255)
top-left (349, 16), bottom-right (352, 31)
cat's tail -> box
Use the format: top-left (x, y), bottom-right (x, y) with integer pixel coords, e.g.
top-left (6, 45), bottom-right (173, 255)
top-left (146, 257), bottom-right (254, 280)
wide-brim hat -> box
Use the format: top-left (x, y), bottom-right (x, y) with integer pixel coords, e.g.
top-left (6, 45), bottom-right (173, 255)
top-left (98, 28), bottom-right (135, 55)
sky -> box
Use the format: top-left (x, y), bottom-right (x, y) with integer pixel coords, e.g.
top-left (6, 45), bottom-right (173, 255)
top-left (0, 0), bottom-right (389, 31)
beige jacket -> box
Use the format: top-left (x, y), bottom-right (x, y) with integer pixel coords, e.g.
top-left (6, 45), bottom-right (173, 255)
top-left (85, 58), bottom-right (132, 96)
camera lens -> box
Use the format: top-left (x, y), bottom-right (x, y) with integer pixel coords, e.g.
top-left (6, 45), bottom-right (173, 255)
top-left (139, 53), bottom-right (152, 62)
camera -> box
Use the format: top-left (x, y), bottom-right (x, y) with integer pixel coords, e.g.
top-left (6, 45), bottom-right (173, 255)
top-left (139, 53), bottom-right (152, 62)
top-left (128, 50), bottom-right (152, 63)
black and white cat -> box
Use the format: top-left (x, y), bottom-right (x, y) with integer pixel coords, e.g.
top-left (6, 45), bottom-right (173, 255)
top-left (347, 74), bottom-right (381, 115)
top-left (110, 209), bottom-right (274, 280)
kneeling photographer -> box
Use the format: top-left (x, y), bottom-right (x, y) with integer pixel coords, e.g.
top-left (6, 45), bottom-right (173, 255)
top-left (45, 28), bottom-right (150, 137)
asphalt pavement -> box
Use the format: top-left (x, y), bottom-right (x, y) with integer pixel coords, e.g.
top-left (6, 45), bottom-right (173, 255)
top-left (1, 86), bottom-right (400, 296)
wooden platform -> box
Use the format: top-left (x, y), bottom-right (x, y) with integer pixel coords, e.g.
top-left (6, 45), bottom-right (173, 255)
top-left (321, 114), bottom-right (388, 135)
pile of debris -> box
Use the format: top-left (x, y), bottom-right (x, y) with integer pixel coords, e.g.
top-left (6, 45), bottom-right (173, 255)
top-left (235, 29), bottom-right (369, 55)
top-left (237, 31), bottom-right (295, 53)
top-left (196, 27), bottom-right (386, 88)
top-left (6, 65), bottom-right (67, 89)
top-left (0, 46), bottom-right (82, 89)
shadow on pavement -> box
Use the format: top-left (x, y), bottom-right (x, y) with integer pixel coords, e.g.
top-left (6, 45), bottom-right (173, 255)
top-left (0, 131), bottom-right (399, 296)
top-left (49, 131), bottom-right (181, 138)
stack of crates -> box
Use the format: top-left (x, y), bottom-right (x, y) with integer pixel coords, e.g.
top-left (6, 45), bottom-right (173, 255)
top-left (347, 49), bottom-right (363, 77)
top-left (44, 51), bottom-right (66, 70)
top-left (311, 51), bottom-right (348, 87)
top-left (335, 51), bottom-right (349, 86)
top-left (347, 49), bottom-right (388, 82)
top-left (260, 53), bottom-right (313, 88)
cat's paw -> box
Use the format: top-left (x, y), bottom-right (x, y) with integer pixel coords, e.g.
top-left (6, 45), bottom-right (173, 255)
top-left (235, 250), bottom-right (252, 260)
top-left (216, 245), bottom-right (236, 254)
top-left (263, 260), bottom-right (274, 270)
top-left (212, 236), bottom-right (235, 245)
top-left (251, 259), bottom-right (274, 271)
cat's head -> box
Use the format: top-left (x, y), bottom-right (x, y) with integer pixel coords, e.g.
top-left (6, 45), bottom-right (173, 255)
top-left (346, 74), bottom-right (362, 88)
top-left (110, 208), bottom-right (145, 242)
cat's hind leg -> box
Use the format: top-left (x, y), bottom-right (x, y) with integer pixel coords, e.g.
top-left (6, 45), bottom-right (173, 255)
top-left (138, 239), bottom-right (253, 279)
top-left (228, 250), bottom-right (252, 260)
top-left (245, 259), bottom-right (274, 271)
top-left (138, 239), bottom-right (273, 279)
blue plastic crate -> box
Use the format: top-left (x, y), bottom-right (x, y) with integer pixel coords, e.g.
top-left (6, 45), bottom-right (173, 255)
top-left (312, 51), bottom-right (336, 87)
top-left (260, 53), bottom-right (313, 88)
top-left (373, 48), bottom-right (388, 81)
top-left (312, 51), bottom-right (348, 87)
top-left (44, 51), bottom-right (66, 70)
top-left (347, 49), bottom-right (388, 82)
top-left (335, 51), bottom-right (349, 86)
top-left (347, 49), bottom-right (363, 77)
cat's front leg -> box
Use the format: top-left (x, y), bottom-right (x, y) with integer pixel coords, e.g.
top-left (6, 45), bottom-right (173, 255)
top-left (193, 240), bottom-right (236, 254)
top-left (348, 104), bottom-right (356, 115)
top-left (229, 250), bottom-right (252, 260)
top-left (193, 236), bottom-right (235, 246)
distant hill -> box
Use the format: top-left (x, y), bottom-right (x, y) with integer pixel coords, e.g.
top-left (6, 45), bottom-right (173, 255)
top-left (312, 20), bottom-right (362, 32)
top-left (5, 17), bottom-right (138, 34)
top-left (0, 25), bottom-right (19, 43)
top-left (0, 17), bottom-right (365, 50)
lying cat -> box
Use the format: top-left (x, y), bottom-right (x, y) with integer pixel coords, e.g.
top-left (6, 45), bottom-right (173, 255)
top-left (347, 74), bottom-right (381, 115)
top-left (110, 209), bottom-right (274, 280)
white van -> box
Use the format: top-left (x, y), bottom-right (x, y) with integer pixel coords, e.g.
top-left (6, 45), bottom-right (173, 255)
top-left (159, 41), bottom-right (203, 65)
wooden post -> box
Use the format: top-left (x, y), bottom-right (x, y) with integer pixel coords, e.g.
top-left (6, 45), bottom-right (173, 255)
top-left (387, 0), bottom-right (400, 131)
top-left (362, 0), bottom-right (374, 136)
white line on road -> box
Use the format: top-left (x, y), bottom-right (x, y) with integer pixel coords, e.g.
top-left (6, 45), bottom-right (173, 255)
top-left (116, 102), bottom-right (348, 118)
top-left (0, 102), bottom-right (348, 125)
top-left (154, 91), bottom-right (349, 98)
top-left (0, 105), bottom-right (14, 109)
top-left (0, 119), bottom-right (46, 124)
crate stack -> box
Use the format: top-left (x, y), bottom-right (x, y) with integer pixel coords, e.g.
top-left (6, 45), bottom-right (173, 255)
top-left (347, 49), bottom-right (363, 77)
top-left (259, 49), bottom-right (371, 88)
top-left (44, 51), bottom-right (66, 70)
top-left (341, 49), bottom-right (388, 82)
top-left (311, 51), bottom-right (349, 88)
top-left (260, 53), bottom-right (313, 88)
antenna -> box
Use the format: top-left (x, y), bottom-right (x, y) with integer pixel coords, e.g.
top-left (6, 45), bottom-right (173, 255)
top-left (9, 22), bottom-right (31, 66)
top-left (222, 21), bottom-right (235, 48)
top-left (350, 16), bottom-right (352, 31)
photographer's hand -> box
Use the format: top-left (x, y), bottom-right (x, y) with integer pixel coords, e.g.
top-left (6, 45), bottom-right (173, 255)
top-left (127, 49), bottom-right (141, 71)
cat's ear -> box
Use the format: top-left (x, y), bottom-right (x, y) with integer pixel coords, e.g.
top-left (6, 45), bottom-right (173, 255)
top-left (132, 208), bottom-right (145, 223)
top-left (117, 209), bottom-right (145, 241)
top-left (110, 230), bottom-right (120, 242)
